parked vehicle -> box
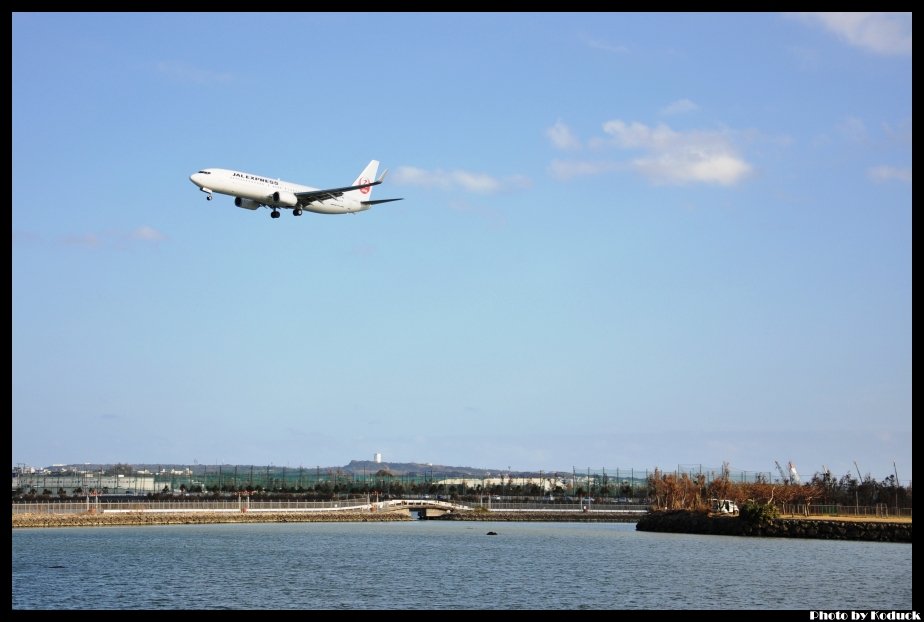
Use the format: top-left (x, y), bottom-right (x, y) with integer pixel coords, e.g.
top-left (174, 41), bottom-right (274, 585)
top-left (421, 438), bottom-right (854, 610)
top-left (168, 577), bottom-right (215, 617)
top-left (711, 498), bottom-right (739, 514)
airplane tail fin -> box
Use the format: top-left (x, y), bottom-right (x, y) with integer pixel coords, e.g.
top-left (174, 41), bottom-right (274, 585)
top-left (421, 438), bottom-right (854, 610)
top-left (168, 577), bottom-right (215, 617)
top-left (346, 160), bottom-right (380, 200)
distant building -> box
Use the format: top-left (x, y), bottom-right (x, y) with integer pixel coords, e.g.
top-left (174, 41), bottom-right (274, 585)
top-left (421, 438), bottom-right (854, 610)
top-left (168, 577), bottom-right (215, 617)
top-left (12, 471), bottom-right (158, 495)
top-left (374, 453), bottom-right (382, 464)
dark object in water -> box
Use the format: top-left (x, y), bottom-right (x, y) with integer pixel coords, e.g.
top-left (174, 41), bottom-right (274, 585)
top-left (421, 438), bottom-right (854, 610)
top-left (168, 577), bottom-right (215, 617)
top-left (486, 531), bottom-right (498, 536)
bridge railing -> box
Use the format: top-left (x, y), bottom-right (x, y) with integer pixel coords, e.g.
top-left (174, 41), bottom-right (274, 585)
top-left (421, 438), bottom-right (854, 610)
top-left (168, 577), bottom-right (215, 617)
top-left (477, 502), bottom-right (650, 513)
top-left (379, 499), bottom-right (471, 511)
top-left (778, 504), bottom-right (912, 518)
top-left (11, 498), bottom-right (373, 515)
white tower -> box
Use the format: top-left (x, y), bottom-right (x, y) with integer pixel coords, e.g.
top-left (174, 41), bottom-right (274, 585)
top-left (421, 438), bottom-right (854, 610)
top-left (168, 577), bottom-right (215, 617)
top-left (374, 453), bottom-right (382, 464)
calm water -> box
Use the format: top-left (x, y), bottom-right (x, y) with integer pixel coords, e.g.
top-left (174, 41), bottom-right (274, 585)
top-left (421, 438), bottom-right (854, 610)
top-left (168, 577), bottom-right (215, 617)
top-left (12, 521), bottom-right (912, 610)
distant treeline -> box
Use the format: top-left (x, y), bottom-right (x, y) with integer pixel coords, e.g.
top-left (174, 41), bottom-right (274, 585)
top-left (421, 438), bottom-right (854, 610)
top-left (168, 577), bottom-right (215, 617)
top-left (647, 466), bottom-right (912, 511)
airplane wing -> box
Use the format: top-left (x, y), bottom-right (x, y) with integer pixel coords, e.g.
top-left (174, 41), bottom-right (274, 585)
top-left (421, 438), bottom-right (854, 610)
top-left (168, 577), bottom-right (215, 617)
top-left (361, 198), bottom-right (404, 206)
top-left (294, 180), bottom-right (382, 205)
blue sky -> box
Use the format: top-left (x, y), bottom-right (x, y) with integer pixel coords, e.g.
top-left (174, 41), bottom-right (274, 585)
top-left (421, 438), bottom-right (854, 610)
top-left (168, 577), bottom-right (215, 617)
top-left (12, 13), bottom-right (912, 483)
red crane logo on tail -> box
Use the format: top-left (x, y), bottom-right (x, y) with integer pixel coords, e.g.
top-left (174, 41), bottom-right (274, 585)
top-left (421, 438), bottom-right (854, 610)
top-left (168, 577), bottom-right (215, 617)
top-left (360, 178), bottom-right (371, 194)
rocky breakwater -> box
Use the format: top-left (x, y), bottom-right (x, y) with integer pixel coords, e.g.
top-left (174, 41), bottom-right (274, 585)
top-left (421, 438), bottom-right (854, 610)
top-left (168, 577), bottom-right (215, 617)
top-left (12, 510), bottom-right (412, 529)
top-left (635, 510), bottom-right (911, 543)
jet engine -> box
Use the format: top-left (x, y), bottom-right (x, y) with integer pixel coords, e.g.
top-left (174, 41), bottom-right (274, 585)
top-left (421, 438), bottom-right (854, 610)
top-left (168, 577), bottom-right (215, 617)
top-left (272, 191), bottom-right (299, 207)
top-left (234, 197), bottom-right (261, 210)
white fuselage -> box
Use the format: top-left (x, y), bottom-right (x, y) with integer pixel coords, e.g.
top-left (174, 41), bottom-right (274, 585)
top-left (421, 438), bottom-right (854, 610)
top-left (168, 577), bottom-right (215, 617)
top-left (189, 168), bottom-right (369, 214)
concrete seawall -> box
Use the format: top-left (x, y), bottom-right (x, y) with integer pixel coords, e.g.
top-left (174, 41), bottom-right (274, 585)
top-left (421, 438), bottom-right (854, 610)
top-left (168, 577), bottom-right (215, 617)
top-left (430, 511), bottom-right (642, 522)
top-left (635, 510), bottom-right (912, 543)
top-left (12, 510), bottom-right (412, 528)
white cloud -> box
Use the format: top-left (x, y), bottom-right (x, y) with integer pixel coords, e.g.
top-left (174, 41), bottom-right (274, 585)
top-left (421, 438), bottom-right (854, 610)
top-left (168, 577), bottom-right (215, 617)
top-left (156, 61), bottom-right (234, 85)
top-left (868, 165), bottom-right (912, 183)
top-left (451, 170), bottom-right (503, 193)
top-left (789, 13), bottom-right (912, 56)
top-left (546, 121), bottom-right (581, 150)
top-left (391, 166), bottom-right (431, 186)
top-left (600, 120), bottom-right (752, 185)
top-left (131, 226), bottom-right (168, 242)
top-left (392, 166), bottom-right (530, 194)
top-left (661, 98), bottom-right (699, 115)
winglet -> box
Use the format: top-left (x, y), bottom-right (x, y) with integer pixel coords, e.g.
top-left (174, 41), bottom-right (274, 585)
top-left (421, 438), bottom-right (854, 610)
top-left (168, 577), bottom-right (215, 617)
top-left (377, 168), bottom-right (389, 183)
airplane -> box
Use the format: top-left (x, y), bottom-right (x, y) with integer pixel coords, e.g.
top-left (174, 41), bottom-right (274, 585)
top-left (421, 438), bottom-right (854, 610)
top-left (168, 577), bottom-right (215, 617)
top-left (189, 160), bottom-right (402, 219)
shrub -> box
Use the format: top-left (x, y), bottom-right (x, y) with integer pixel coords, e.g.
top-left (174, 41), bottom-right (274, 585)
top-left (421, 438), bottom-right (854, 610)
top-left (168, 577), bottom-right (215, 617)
top-left (739, 499), bottom-right (779, 526)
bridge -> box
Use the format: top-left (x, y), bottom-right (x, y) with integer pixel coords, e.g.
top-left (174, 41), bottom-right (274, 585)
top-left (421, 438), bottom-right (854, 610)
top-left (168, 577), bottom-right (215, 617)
top-left (371, 498), bottom-right (473, 518)
top-left (87, 497), bottom-right (472, 517)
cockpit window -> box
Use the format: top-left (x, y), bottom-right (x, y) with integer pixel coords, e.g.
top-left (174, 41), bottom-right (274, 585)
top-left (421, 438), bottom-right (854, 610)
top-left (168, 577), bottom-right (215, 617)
top-left (197, 170), bottom-right (211, 174)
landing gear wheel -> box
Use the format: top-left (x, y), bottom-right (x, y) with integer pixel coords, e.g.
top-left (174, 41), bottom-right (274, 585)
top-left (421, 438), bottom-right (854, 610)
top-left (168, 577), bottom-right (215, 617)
top-left (206, 195), bottom-right (212, 201)
top-left (293, 208), bottom-right (303, 216)
top-left (271, 210), bottom-right (280, 219)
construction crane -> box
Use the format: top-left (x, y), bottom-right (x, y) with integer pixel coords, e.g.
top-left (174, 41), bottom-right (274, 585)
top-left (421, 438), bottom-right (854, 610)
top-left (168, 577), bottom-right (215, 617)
top-left (788, 461), bottom-right (801, 485)
top-left (774, 461), bottom-right (789, 485)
